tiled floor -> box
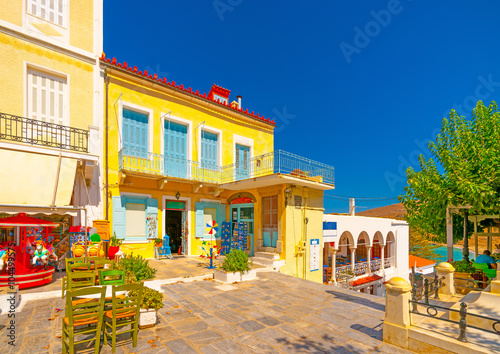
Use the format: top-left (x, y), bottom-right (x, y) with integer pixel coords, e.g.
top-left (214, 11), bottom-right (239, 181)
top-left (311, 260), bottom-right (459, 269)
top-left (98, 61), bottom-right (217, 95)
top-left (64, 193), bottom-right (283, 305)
top-left (1, 271), bottom-right (412, 353)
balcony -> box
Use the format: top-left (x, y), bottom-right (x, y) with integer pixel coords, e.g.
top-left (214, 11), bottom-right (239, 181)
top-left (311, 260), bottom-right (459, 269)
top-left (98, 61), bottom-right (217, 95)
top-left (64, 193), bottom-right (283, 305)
top-left (119, 148), bottom-right (335, 187)
top-left (0, 112), bottom-right (89, 153)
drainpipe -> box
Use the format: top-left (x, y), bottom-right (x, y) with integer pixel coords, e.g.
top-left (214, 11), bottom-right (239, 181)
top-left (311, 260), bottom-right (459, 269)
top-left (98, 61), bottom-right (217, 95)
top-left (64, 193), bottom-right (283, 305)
top-left (104, 68), bottom-right (110, 220)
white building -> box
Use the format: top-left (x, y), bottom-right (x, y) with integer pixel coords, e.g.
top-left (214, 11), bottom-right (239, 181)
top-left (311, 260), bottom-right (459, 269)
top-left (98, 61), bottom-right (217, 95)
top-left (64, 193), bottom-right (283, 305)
top-left (323, 214), bottom-right (409, 296)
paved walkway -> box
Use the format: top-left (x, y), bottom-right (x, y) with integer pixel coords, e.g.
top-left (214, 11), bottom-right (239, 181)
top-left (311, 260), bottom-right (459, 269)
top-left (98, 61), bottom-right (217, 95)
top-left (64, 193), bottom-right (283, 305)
top-left (2, 271), bottom-right (411, 353)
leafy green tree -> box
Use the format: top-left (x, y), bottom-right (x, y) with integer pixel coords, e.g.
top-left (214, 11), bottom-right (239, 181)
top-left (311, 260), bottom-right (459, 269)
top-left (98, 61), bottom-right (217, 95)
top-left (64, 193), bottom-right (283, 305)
top-left (401, 101), bottom-right (500, 244)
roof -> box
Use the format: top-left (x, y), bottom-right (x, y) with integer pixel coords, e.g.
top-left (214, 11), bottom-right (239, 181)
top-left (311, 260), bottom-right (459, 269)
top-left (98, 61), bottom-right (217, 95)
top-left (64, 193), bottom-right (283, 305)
top-left (409, 255), bottom-right (436, 269)
top-left (349, 274), bottom-right (383, 287)
top-left (100, 53), bottom-right (275, 126)
top-left (0, 213), bottom-right (59, 227)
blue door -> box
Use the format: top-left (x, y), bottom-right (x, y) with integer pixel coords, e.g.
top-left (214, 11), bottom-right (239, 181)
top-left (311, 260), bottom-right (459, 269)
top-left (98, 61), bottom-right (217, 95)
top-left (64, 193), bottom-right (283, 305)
top-left (230, 204), bottom-right (254, 256)
top-left (164, 121), bottom-right (187, 178)
top-left (201, 131), bottom-right (218, 170)
top-left (123, 109), bottom-right (148, 157)
top-left (236, 144), bottom-right (250, 180)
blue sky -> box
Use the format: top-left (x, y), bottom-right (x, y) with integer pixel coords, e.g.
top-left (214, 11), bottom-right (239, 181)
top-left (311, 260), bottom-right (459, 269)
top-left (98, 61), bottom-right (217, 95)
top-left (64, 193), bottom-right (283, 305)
top-left (104, 0), bottom-right (500, 213)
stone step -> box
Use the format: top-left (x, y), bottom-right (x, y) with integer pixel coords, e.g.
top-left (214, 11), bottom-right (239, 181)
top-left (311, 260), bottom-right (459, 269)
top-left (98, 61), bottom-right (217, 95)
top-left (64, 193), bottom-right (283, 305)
top-left (254, 251), bottom-right (280, 260)
top-left (252, 257), bottom-right (277, 267)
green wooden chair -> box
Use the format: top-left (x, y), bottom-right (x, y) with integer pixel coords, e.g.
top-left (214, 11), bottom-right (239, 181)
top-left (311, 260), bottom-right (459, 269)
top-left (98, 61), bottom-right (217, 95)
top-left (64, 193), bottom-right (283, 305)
top-left (62, 286), bottom-right (106, 354)
top-left (62, 258), bottom-right (86, 298)
top-left (99, 270), bottom-right (125, 286)
top-left (95, 258), bottom-right (115, 271)
top-left (103, 282), bottom-right (144, 353)
top-left (66, 271), bottom-right (96, 296)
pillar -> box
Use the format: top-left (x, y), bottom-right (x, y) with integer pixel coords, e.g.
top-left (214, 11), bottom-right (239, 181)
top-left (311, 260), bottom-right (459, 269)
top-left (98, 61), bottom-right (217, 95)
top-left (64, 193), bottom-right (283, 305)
top-left (331, 249), bottom-right (337, 284)
top-left (436, 262), bottom-right (455, 295)
top-left (350, 247), bottom-right (356, 272)
top-left (366, 246), bottom-right (372, 274)
top-left (446, 207), bottom-right (454, 262)
top-left (383, 277), bottom-right (412, 348)
top-left (381, 244), bottom-right (385, 273)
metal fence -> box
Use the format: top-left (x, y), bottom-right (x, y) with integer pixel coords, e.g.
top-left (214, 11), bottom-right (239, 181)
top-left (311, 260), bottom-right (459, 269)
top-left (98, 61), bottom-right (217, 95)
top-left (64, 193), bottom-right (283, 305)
top-left (0, 112), bottom-right (89, 153)
top-left (120, 148), bottom-right (335, 186)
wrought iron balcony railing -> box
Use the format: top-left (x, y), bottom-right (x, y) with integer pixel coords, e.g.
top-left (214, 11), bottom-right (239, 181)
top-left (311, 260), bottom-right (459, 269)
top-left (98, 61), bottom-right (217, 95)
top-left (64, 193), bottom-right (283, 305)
top-left (0, 112), bottom-right (89, 153)
top-left (119, 148), bottom-right (335, 186)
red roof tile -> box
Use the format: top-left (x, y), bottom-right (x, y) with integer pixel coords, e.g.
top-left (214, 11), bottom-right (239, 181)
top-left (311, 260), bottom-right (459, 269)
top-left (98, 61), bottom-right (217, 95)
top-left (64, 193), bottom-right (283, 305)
top-left (100, 53), bottom-right (275, 126)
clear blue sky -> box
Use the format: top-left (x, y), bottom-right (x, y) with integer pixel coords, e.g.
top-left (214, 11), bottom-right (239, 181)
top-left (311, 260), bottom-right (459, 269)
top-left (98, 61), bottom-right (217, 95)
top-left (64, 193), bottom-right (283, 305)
top-left (104, 0), bottom-right (500, 213)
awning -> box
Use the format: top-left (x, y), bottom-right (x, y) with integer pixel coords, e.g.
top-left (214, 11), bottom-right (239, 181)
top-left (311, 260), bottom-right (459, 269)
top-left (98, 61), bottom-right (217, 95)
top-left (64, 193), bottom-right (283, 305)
top-left (350, 274), bottom-right (383, 288)
top-left (0, 149), bottom-right (77, 206)
top-left (0, 213), bottom-right (59, 227)
top-left (0, 206), bottom-right (79, 217)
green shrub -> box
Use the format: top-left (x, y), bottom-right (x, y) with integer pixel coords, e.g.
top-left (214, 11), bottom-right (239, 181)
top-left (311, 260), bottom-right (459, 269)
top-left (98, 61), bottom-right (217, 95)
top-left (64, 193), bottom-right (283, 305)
top-left (129, 286), bottom-right (164, 310)
top-left (221, 249), bottom-right (250, 273)
top-left (117, 253), bottom-right (157, 281)
top-left (110, 232), bottom-right (123, 247)
top-left (451, 259), bottom-right (476, 274)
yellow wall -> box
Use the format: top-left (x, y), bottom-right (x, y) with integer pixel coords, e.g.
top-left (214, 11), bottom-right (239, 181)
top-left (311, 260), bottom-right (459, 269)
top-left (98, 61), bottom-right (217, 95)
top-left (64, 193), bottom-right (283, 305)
top-left (0, 0), bottom-right (94, 54)
top-left (0, 33), bottom-right (94, 129)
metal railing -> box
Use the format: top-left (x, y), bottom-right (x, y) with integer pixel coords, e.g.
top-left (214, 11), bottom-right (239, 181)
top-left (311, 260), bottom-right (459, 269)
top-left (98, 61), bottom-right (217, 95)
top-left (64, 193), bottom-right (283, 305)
top-left (119, 148), bottom-right (335, 186)
top-left (410, 301), bottom-right (500, 342)
top-left (0, 112), bottom-right (89, 153)
top-left (221, 150), bottom-right (335, 185)
top-left (410, 267), bottom-right (444, 306)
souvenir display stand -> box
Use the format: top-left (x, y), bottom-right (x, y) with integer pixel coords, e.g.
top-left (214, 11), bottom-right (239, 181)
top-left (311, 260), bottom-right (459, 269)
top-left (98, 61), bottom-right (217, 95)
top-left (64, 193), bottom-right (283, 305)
top-left (0, 213), bottom-right (58, 289)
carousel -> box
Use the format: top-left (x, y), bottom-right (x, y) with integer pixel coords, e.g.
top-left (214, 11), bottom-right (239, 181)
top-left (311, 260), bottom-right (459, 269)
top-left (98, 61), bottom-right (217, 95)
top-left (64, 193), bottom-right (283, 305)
top-left (0, 213), bottom-right (59, 289)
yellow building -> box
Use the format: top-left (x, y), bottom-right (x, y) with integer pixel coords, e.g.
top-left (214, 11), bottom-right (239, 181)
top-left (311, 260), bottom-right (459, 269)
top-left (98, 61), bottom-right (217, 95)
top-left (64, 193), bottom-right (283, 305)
top-left (102, 54), bottom-right (335, 283)
top-left (0, 1), bottom-right (103, 224)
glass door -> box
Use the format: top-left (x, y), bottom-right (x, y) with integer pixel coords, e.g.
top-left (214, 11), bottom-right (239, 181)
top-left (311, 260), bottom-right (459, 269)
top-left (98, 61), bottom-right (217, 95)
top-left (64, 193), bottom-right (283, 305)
top-left (230, 203), bottom-right (254, 256)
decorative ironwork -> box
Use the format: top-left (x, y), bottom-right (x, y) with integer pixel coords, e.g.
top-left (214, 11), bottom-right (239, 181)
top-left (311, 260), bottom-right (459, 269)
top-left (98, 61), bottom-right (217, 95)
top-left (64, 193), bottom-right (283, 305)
top-left (454, 276), bottom-right (491, 291)
top-left (119, 147), bottom-right (335, 186)
top-left (0, 112), bottom-right (89, 152)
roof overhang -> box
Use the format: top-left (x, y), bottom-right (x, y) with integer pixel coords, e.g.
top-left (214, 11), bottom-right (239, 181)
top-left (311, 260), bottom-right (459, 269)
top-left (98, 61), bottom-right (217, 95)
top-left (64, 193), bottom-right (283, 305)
top-left (220, 173), bottom-right (335, 191)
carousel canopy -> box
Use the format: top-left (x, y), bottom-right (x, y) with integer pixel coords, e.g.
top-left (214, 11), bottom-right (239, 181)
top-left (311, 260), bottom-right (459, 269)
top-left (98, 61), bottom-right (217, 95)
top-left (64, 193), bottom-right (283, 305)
top-left (0, 213), bottom-right (59, 227)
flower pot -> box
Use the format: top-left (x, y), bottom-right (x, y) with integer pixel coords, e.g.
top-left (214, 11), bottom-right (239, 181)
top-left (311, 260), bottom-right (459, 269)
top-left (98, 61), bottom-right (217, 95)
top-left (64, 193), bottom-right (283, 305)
top-left (240, 269), bottom-right (257, 281)
top-left (108, 246), bottom-right (120, 260)
top-left (139, 308), bottom-right (158, 329)
top-left (214, 269), bottom-right (241, 283)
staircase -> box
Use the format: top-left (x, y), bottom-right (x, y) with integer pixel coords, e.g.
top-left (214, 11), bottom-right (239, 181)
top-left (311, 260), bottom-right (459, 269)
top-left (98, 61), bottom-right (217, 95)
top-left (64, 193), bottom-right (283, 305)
top-left (251, 252), bottom-right (285, 271)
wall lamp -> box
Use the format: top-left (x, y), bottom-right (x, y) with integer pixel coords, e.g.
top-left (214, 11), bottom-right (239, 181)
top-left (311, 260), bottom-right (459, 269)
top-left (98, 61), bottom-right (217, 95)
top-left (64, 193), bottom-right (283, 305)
top-left (175, 192), bottom-right (181, 200)
top-left (284, 188), bottom-right (292, 206)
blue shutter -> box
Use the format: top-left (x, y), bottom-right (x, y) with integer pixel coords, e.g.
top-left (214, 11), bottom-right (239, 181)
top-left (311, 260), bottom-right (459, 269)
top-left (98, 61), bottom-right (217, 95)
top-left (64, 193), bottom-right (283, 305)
top-left (123, 109), bottom-right (148, 157)
top-left (201, 131), bottom-right (218, 170)
top-left (146, 198), bottom-right (158, 239)
top-left (216, 203), bottom-right (226, 228)
top-left (195, 202), bottom-right (204, 238)
top-left (112, 196), bottom-right (126, 239)
top-left (236, 144), bottom-right (250, 179)
top-left (164, 121), bottom-right (187, 178)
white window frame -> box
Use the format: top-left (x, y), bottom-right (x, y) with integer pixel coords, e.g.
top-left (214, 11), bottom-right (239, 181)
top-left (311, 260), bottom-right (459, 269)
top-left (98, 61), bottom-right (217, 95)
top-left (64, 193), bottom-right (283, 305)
top-left (25, 62), bottom-right (69, 127)
top-left (26, 0), bottom-right (68, 28)
top-left (118, 101), bottom-right (154, 153)
top-left (160, 113), bottom-right (192, 161)
top-left (198, 125), bottom-right (222, 167)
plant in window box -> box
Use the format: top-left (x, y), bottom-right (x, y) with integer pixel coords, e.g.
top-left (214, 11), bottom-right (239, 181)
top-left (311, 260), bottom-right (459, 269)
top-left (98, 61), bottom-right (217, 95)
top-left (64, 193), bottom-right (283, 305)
top-left (153, 238), bottom-right (163, 248)
top-left (107, 232), bottom-right (123, 260)
top-left (129, 286), bottom-right (164, 329)
top-left (214, 249), bottom-right (257, 283)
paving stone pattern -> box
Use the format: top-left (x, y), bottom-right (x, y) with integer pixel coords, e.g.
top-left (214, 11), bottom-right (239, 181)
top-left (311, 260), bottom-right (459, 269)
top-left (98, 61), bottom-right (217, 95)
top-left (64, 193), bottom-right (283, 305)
top-left (1, 271), bottom-right (414, 353)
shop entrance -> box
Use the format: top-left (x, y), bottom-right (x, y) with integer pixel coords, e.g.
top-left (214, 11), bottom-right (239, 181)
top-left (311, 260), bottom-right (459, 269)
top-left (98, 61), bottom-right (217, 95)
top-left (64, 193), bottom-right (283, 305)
top-left (165, 200), bottom-right (186, 255)
top-left (230, 203), bottom-right (254, 256)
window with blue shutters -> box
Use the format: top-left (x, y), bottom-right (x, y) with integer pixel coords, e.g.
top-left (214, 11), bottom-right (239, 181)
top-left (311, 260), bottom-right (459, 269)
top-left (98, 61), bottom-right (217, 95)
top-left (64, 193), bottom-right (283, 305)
top-left (112, 195), bottom-right (158, 241)
top-left (201, 130), bottom-right (218, 170)
top-left (195, 201), bottom-right (226, 239)
top-left (236, 144), bottom-right (250, 179)
top-left (123, 108), bottom-right (148, 157)
top-left (164, 121), bottom-right (188, 178)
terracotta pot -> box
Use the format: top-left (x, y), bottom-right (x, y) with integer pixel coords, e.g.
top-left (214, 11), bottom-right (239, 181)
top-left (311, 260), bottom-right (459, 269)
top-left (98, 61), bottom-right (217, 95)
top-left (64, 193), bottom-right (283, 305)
top-left (108, 246), bottom-right (120, 260)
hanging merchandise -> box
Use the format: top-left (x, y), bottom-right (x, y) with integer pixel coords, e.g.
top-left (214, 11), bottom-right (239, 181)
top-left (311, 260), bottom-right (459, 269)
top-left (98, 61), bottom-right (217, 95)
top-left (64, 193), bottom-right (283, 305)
top-left (220, 222), bottom-right (232, 255)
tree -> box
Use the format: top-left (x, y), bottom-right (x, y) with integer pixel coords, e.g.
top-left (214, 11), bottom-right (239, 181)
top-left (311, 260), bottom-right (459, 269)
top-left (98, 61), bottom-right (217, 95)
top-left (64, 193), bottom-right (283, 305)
top-left (400, 101), bottom-right (500, 243)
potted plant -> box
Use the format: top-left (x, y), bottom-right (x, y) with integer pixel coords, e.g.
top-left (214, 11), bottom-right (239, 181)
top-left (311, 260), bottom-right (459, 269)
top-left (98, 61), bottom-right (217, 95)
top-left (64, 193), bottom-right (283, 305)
top-left (108, 232), bottom-right (123, 260)
top-left (214, 249), bottom-right (256, 283)
top-left (153, 238), bottom-right (163, 248)
top-left (129, 286), bottom-right (164, 329)
top-left (452, 259), bottom-right (476, 294)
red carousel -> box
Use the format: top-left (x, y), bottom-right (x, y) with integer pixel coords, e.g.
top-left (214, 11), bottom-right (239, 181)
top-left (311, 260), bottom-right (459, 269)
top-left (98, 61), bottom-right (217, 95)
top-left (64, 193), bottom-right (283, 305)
top-left (0, 213), bottom-right (58, 289)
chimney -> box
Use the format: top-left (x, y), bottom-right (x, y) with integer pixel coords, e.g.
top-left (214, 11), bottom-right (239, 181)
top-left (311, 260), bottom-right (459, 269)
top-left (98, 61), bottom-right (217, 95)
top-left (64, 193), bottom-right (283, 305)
top-left (349, 198), bottom-right (355, 216)
top-left (236, 95), bottom-right (242, 109)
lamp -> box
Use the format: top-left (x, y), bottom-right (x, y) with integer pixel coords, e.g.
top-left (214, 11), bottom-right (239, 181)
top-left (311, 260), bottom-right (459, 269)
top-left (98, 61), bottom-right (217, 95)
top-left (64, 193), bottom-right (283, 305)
top-left (284, 188), bottom-right (292, 206)
top-left (175, 192), bottom-right (181, 200)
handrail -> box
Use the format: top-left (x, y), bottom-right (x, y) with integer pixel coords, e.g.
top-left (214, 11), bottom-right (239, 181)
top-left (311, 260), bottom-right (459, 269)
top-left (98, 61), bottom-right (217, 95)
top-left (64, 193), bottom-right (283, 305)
top-left (0, 112), bottom-right (89, 153)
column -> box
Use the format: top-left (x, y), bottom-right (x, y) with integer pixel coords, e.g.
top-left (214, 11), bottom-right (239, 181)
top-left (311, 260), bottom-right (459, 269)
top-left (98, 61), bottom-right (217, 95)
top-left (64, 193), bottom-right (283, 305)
top-left (366, 246), bottom-right (372, 274)
top-left (331, 249), bottom-right (337, 284)
top-left (381, 244), bottom-right (385, 273)
top-left (446, 207), bottom-right (454, 262)
top-left (350, 247), bottom-right (356, 272)
top-left (383, 277), bottom-right (412, 349)
top-left (436, 262), bottom-right (455, 295)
